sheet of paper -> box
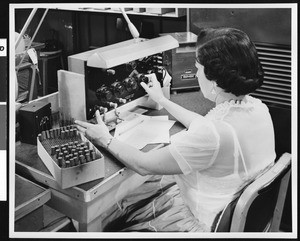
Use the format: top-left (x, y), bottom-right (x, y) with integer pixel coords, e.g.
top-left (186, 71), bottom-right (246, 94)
top-left (114, 114), bottom-right (149, 137)
top-left (117, 107), bottom-right (148, 122)
top-left (114, 115), bottom-right (175, 149)
top-left (148, 119), bottom-right (175, 144)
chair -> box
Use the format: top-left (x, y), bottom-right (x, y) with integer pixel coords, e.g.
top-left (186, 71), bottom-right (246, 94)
top-left (16, 61), bottom-right (39, 103)
top-left (214, 152), bottom-right (291, 232)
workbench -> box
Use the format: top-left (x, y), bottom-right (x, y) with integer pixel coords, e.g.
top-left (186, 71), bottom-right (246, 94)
top-left (15, 91), bottom-right (214, 232)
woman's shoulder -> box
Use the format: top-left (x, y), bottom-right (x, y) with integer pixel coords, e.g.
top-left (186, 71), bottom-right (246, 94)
top-left (205, 95), bottom-right (266, 120)
top-left (172, 116), bottom-right (219, 145)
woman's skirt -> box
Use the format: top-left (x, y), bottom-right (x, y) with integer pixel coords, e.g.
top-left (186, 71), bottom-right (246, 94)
top-left (101, 175), bottom-right (209, 232)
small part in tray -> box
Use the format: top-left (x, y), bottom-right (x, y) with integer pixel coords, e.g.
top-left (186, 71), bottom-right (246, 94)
top-left (38, 124), bottom-right (102, 169)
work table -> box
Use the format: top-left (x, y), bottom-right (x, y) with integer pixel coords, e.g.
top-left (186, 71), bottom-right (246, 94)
top-left (15, 90), bottom-right (214, 231)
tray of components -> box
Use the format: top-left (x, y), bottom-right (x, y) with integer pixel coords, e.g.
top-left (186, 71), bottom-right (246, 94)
top-left (37, 124), bottom-right (105, 189)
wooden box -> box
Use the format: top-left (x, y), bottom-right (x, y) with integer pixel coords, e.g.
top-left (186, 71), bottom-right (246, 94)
top-left (37, 126), bottom-right (105, 189)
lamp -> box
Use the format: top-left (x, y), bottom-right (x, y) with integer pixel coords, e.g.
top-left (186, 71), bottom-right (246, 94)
top-left (119, 7), bottom-right (140, 40)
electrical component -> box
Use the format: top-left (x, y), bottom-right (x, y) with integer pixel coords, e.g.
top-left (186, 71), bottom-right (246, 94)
top-left (37, 123), bottom-right (105, 189)
top-left (18, 101), bottom-right (51, 145)
top-left (37, 124), bottom-right (101, 168)
top-left (85, 56), bottom-right (160, 120)
top-left (67, 34), bottom-right (179, 122)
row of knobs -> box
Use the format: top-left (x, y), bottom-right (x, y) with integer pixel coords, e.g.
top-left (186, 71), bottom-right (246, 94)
top-left (96, 74), bottom-right (149, 103)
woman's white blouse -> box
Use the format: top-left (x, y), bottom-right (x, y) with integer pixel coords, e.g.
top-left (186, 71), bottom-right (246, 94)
top-left (168, 95), bottom-right (276, 231)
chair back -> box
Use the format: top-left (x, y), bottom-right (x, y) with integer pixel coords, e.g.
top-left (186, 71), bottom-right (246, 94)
top-left (214, 152), bottom-right (291, 232)
top-left (16, 62), bottom-right (38, 102)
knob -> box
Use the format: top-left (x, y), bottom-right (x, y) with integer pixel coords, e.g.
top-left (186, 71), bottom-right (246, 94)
top-left (94, 105), bottom-right (108, 114)
top-left (96, 86), bottom-right (113, 102)
top-left (123, 77), bottom-right (138, 91)
top-left (116, 98), bottom-right (127, 104)
top-left (137, 74), bottom-right (149, 84)
top-left (111, 82), bottom-right (126, 97)
top-left (107, 102), bottom-right (118, 109)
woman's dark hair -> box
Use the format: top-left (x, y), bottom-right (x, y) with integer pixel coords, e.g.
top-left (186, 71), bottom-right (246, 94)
top-left (196, 27), bottom-right (264, 96)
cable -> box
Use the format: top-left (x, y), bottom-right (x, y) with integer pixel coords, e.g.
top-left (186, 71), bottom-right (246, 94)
top-left (148, 221), bottom-right (157, 232)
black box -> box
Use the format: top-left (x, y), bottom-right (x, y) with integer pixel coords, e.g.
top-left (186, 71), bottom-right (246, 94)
top-left (161, 32), bottom-right (199, 91)
top-left (19, 101), bottom-right (51, 145)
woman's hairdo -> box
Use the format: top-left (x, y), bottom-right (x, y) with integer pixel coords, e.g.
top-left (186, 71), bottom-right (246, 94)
top-left (196, 27), bottom-right (264, 96)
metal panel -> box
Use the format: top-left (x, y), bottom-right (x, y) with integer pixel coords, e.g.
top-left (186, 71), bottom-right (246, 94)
top-left (251, 43), bottom-right (291, 108)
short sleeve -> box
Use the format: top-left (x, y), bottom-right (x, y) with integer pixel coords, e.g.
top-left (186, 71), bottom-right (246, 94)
top-left (168, 119), bottom-right (220, 175)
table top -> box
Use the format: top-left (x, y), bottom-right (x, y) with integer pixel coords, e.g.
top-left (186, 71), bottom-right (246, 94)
top-left (160, 32), bottom-right (197, 45)
top-left (15, 91), bottom-right (215, 200)
top-left (15, 109), bottom-right (184, 191)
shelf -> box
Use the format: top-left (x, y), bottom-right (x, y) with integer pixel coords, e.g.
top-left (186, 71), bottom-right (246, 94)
top-left (53, 7), bottom-right (186, 18)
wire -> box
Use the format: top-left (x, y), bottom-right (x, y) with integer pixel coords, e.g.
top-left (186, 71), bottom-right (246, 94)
top-left (148, 221), bottom-right (157, 232)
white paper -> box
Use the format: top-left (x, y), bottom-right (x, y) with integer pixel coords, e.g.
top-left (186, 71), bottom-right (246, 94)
top-left (117, 107), bottom-right (148, 122)
top-left (148, 119), bottom-right (175, 144)
top-left (114, 115), bottom-right (175, 149)
top-left (114, 114), bottom-right (149, 137)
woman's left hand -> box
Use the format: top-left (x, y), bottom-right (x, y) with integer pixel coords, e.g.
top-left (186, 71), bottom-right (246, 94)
top-left (75, 110), bottom-right (113, 148)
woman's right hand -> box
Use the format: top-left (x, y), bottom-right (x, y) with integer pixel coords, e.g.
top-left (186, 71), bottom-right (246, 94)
top-left (140, 73), bottom-right (166, 104)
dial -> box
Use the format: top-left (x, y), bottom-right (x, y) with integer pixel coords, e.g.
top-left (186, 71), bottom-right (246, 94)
top-left (96, 86), bottom-right (113, 102)
top-left (123, 77), bottom-right (138, 92)
top-left (111, 82), bottom-right (126, 98)
top-left (137, 74), bottom-right (149, 85)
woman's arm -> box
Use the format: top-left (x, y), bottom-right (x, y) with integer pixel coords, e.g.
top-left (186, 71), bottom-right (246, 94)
top-left (141, 73), bottom-right (200, 129)
top-left (107, 138), bottom-right (183, 176)
top-left (75, 110), bottom-right (183, 176)
top-left (157, 98), bottom-right (200, 129)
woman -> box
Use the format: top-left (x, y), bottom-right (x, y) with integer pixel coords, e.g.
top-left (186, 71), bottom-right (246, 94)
top-left (75, 27), bottom-right (276, 232)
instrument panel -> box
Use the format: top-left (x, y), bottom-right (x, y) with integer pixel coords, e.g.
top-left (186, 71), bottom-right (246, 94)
top-left (85, 54), bottom-right (163, 120)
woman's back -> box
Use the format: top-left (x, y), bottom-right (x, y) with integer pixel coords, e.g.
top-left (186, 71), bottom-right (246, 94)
top-left (210, 95), bottom-right (276, 177)
top-left (172, 95), bottom-right (276, 231)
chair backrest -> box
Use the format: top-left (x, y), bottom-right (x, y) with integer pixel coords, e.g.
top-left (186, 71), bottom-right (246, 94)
top-left (16, 62), bottom-right (38, 102)
top-left (214, 152), bottom-right (291, 232)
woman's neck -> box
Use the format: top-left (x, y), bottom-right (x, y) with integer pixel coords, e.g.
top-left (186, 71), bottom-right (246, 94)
top-left (215, 91), bottom-right (245, 105)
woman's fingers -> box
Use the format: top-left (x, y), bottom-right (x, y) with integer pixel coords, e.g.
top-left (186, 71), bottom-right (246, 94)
top-left (76, 124), bottom-right (86, 134)
top-left (75, 120), bottom-right (93, 128)
top-left (140, 82), bottom-right (151, 93)
top-left (146, 73), bottom-right (159, 84)
top-left (95, 110), bottom-right (103, 124)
